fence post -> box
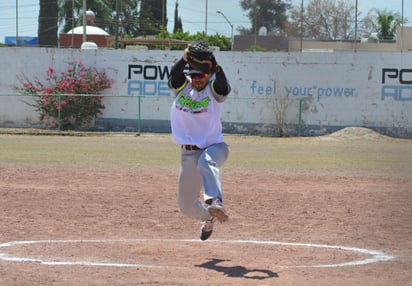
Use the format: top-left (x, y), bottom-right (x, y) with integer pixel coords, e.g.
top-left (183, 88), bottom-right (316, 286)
top-left (57, 94), bottom-right (61, 132)
top-left (298, 98), bottom-right (303, 136)
top-left (137, 95), bottom-right (141, 133)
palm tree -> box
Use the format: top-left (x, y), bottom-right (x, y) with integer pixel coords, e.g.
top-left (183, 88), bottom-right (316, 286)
top-left (363, 9), bottom-right (404, 41)
top-left (376, 10), bottom-right (402, 41)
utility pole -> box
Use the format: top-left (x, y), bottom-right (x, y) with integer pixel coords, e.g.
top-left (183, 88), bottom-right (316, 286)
top-left (115, 0), bottom-right (119, 49)
top-left (205, 0), bottom-right (208, 36)
top-left (82, 0), bottom-right (87, 43)
top-left (15, 0), bottom-right (18, 46)
top-left (217, 11), bottom-right (234, 50)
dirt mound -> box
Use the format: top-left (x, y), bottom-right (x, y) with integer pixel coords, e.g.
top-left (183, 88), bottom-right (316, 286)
top-left (326, 127), bottom-right (391, 140)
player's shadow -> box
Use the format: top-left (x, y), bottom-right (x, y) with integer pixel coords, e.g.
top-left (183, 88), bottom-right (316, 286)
top-left (195, 258), bottom-right (279, 280)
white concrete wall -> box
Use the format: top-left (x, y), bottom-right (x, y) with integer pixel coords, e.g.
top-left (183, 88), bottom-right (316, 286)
top-left (0, 47), bottom-right (411, 137)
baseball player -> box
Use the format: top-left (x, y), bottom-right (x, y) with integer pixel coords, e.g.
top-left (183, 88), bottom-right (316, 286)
top-left (168, 39), bottom-right (231, 240)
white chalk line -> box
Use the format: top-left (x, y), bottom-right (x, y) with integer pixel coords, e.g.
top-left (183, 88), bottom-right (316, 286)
top-left (0, 239), bottom-right (395, 269)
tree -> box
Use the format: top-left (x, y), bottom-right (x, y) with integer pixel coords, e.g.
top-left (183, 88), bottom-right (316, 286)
top-left (173, 0), bottom-right (183, 33)
top-left (362, 9), bottom-right (404, 41)
top-left (287, 0), bottom-right (357, 40)
top-left (38, 0), bottom-right (58, 46)
top-left (240, 0), bottom-right (291, 35)
top-left (108, 0), bottom-right (140, 37)
top-left (61, 0), bottom-right (75, 34)
top-left (138, 0), bottom-right (167, 36)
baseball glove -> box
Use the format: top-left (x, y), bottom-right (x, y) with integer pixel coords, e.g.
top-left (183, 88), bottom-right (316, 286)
top-left (186, 40), bottom-right (217, 74)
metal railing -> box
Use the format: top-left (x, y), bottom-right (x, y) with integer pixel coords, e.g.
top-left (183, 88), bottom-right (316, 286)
top-left (0, 93), bottom-right (144, 133)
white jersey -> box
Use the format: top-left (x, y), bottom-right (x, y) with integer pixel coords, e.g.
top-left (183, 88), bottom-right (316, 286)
top-left (170, 80), bottom-right (224, 148)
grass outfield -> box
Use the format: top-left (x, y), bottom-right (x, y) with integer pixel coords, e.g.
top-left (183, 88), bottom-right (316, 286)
top-left (0, 128), bottom-right (411, 177)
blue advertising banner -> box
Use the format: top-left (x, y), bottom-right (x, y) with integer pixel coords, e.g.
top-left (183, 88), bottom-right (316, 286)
top-left (5, 36), bottom-right (37, 46)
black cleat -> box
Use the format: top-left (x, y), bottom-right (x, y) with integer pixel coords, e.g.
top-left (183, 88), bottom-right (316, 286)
top-left (200, 217), bottom-right (215, 241)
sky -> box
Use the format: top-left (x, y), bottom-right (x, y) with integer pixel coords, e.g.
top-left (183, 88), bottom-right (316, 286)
top-left (1, 0), bottom-right (411, 44)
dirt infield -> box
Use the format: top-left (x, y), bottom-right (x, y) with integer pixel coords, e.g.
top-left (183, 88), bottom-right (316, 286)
top-left (0, 129), bottom-right (411, 285)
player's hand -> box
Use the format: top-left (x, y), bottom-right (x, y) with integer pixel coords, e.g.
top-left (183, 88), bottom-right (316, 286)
top-left (183, 44), bottom-right (191, 62)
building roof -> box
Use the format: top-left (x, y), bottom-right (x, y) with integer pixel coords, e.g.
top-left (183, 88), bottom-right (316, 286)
top-left (66, 25), bottom-right (110, 36)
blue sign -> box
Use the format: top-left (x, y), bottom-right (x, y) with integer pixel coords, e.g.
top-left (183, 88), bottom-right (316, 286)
top-left (5, 36), bottom-right (38, 46)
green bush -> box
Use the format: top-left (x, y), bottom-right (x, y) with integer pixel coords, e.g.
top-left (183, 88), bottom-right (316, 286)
top-left (17, 61), bottom-right (113, 130)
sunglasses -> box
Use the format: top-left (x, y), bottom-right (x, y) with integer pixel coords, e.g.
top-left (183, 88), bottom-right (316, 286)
top-left (190, 73), bottom-right (209, 79)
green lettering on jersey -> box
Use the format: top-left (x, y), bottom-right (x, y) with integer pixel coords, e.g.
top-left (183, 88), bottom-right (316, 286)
top-left (177, 94), bottom-right (210, 109)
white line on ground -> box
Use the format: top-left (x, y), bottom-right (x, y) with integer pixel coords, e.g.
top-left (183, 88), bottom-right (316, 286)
top-left (0, 239), bottom-right (395, 269)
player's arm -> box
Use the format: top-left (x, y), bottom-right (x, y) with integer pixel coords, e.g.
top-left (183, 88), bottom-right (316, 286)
top-left (168, 53), bottom-right (189, 91)
top-left (211, 65), bottom-right (231, 103)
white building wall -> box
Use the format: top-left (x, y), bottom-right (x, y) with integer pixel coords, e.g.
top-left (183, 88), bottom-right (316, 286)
top-left (0, 47), bottom-right (411, 137)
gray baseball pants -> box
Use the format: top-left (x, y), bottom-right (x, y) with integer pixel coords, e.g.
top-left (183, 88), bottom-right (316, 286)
top-left (177, 142), bottom-right (229, 221)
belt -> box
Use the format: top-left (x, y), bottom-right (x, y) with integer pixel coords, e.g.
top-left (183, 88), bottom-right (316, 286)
top-left (182, 145), bottom-right (201, 151)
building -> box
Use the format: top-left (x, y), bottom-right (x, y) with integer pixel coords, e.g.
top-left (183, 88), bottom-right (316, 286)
top-left (59, 10), bottom-right (114, 49)
top-left (234, 26), bottom-right (412, 52)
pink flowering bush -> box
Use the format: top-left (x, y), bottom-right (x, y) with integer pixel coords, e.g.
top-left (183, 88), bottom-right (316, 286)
top-left (18, 60), bottom-right (113, 130)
